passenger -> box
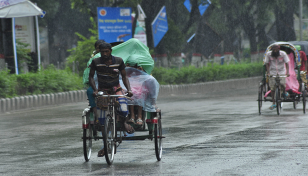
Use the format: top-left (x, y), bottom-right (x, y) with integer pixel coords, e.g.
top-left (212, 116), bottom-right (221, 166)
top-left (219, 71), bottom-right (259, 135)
top-left (84, 40), bottom-right (104, 125)
top-left (121, 64), bottom-right (160, 126)
top-left (295, 45), bottom-right (308, 84)
top-left (264, 45), bottom-right (290, 110)
top-left (126, 64), bottom-right (146, 125)
top-left (285, 48), bottom-right (299, 92)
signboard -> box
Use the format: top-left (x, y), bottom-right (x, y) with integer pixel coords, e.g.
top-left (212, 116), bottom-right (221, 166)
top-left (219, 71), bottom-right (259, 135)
top-left (15, 16), bottom-right (35, 51)
top-left (184, 0), bottom-right (211, 16)
top-left (133, 4), bottom-right (147, 46)
top-left (97, 7), bottom-right (132, 43)
top-left (151, 6), bottom-right (168, 47)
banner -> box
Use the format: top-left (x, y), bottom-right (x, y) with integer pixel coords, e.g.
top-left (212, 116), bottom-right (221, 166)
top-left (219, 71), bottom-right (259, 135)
top-left (97, 7), bottom-right (132, 43)
top-left (0, 0), bottom-right (26, 9)
top-left (184, 0), bottom-right (211, 16)
top-left (15, 16), bottom-right (35, 51)
top-left (151, 6), bottom-right (168, 47)
top-left (133, 4), bottom-right (147, 46)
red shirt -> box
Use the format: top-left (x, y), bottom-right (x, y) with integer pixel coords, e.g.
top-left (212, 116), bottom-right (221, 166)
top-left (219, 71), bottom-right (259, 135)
top-left (300, 51), bottom-right (307, 71)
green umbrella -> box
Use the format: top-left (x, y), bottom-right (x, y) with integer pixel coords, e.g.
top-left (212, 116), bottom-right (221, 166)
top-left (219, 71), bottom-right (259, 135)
top-left (112, 38), bottom-right (154, 74)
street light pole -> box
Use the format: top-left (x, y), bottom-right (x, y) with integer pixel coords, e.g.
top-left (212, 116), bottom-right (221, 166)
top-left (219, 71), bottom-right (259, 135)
top-left (300, 0), bottom-right (303, 40)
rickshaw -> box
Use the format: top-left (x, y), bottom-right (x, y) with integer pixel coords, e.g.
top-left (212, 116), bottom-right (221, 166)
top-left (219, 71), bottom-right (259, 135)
top-left (81, 39), bottom-right (163, 165)
top-left (258, 42), bottom-right (307, 115)
top-left (289, 41), bottom-right (308, 58)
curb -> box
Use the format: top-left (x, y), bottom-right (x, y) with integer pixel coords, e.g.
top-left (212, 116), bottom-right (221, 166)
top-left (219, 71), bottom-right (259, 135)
top-left (0, 90), bottom-right (87, 114)
top-left (0, 77), bottom-right (261, 114)
top-left (158, 76), bottom-right (261, 97)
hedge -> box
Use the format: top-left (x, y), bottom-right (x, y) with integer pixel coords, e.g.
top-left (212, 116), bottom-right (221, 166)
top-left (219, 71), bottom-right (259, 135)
top-left (0, 62), bottom-right (263, 98)
top-left (152, 62), bottom-right (263, 85)
top-left (0, 65), bottom-right (83, 98)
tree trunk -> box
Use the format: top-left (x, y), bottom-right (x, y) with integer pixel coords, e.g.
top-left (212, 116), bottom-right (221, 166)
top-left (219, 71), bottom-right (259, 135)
top-left (241, 14), bottom-right (258, 53)
top-left (1, 19), bottom-right (14, 73)
top-left (141, 0), bottom-right (165, 48)
top-left (181, 0), bottom-right (200, 35)
top-left (223, 14), bottom-right (238, 53)
top-left (141, 0), bottom-right (165, 49)
top-left (256, 24), bottom-right (269, 51)
top-left (275, 0), bottom-right (296, 41)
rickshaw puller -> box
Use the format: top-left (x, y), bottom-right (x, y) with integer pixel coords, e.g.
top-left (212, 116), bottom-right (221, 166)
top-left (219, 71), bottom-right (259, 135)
top-left (265, 44), bottom-right (290, 110)
top-left (89, 42), bottom-right (134, 157)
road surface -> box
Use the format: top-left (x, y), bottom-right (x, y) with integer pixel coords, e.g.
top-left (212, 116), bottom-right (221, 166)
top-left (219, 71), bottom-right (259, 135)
top-left (1, 88), bottom-right (308, 175)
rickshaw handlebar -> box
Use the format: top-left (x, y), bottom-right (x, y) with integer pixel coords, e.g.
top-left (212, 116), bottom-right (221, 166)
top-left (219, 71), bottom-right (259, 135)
top-left (96, 91), bottom-right (130, 98)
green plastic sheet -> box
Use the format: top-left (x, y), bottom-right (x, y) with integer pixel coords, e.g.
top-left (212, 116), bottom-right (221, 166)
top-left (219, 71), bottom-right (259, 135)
top-left (112, 38), bottom-right (154, 74)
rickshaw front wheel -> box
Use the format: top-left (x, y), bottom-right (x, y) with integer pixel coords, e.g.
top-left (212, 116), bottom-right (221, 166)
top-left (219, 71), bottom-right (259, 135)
top-left (276, 87), bottom-right (281, 115)
top-left (258, 86), bottom-right (263, 115)
top-left (103, 115), bottom-right (115, 165)
top-left (83, 126), bottom-right (92, 162)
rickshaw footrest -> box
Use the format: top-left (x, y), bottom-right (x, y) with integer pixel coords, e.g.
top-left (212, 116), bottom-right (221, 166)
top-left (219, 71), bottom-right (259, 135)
top-left (146, 119), bottom-right (158, 124)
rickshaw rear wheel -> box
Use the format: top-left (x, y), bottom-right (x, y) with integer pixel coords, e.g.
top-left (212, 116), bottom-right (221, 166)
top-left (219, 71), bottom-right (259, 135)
top-left (83, 125), bottom-right (92, 162)
top-left (276, 87), bottom-right (281, 115)
top-left (154, 112), bottom-right (162, 161)
top-left (103, 115), bottom-right (115, 165)
top-left (303, 90), bottom-right (306, 114)
top-left (293, 101), bottom-right (297, 109)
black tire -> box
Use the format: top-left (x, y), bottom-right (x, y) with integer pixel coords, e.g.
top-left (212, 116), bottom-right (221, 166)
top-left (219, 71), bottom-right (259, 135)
top-left (103, 115), bottom-right (115, 165)
top-left (303, 90), bottom-right (306, 114)
top-left (276, 87), bottom-right (281, 115)
top-left (258, 86), bottom-right (263, 115)
top-left (83, 126), bottom-right (92, 162)
top-left (293, 101), bottom-right (297, 109)
top-left (154, 113), bottom-right (162, 161)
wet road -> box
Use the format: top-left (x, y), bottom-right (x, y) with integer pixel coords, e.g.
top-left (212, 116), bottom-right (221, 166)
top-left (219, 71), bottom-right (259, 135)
top-left (1, 88), bottom-right (308, 175)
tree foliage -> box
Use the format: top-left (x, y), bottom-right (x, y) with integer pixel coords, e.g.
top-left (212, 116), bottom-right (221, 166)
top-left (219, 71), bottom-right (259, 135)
top-left (66, 18), bottom-right (98, 77)
top-left (16, 40), bottom-right (33, 73)
top-left (35, 0), bottom-right (93, 65)
top-left (66, 0), bottom-right (302, 62)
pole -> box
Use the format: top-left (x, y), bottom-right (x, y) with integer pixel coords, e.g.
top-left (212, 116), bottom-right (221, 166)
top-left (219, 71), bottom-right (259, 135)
top-left (35, 3), bottom-right (41, 70)
top-left (12, 18), bottom-right (18, 75)
top-left (300, 0), bottom-right (303, 40)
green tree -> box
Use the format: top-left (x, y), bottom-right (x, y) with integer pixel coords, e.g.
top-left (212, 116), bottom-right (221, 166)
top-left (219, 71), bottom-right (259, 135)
top-left (67, 0), bottom-right (298, 63)
top-left (35, 0), bottom-right (93, 65)
top-left (16, 40), bottom-right (32, 73)
top-left (274, 0), bottom-right (296, 41)
top-left (66, 18), bottom-right (98, 77)
top-left (208, 0), bottom-right (275, 54)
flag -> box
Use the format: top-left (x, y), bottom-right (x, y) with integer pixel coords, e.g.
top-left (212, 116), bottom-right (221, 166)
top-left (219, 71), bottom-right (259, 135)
top-left (151, 6), bottom-right (168, 47)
